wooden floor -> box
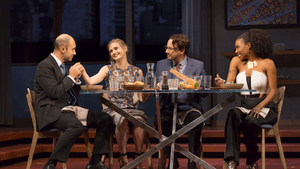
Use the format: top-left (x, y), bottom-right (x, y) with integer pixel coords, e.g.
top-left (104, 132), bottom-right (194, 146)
top-left (0, 126), bottom-right (299, 169)
top-left (1, 157), bottom-right (300, 169)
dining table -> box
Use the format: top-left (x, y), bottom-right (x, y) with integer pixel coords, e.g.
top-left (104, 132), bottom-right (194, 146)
top-left (80, 87), bottom-right (255, 169)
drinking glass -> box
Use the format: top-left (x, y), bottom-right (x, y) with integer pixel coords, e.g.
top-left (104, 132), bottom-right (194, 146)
top-left (168, 79), bottom-right (179, 90)
top-left (203, 75), bottom-right (212, 89)
top-left (109, 78), bottom-right (120, 91)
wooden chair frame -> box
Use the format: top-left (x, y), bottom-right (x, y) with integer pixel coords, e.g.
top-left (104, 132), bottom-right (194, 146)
top-left (26, 88), bottom-right (92, 169)
top-left (223, 86), bottom-right (287, 169)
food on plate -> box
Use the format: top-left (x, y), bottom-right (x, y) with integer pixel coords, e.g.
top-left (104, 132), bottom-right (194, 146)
top-left (133, 81), bottom-right (144, 85)
top-left (170, 69), bottom-right (199, 88)
top-left (126, 82), bottom-right (134, 85)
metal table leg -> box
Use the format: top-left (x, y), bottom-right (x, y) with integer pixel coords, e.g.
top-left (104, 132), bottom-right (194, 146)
top-left (100, 94), bottom-right (235, 169)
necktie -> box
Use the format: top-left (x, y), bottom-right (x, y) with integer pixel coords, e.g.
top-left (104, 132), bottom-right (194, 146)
top-left (60, 63), bottom-right (66, 76)
top-left (60, 64), bottom-right (77, 105)
top-left (176, 62), bottom-right (180, 71)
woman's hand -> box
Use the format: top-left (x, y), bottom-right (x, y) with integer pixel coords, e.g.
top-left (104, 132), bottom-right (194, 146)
top-left (214, 74), bottom-right (225, 87)
top-left (249, 106), bottom-right (262, 119)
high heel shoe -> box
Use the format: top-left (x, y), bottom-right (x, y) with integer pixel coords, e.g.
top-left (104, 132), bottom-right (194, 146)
top-left (227, 160), bottom-right (237, 169)
top-left (246, 161), bottom-right (258, 169)
top-left (118, 153), bottom-right (128, 168)
top-left (133, 152), bottom-right (142, 169)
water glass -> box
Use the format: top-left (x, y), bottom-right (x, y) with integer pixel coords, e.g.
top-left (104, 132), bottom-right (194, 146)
top-left (109, 79), bottom-right (120, 91)
top-left (168, 79), bottom-right (179, 90)
top-left (203, 75), bottom-right (212, 89)
top-left (158, 76), bottom-right (163, 90)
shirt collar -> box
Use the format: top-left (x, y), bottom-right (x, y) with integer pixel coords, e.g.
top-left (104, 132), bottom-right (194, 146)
top-left (173, 55), bottom-right (187, 67)
top-left (51, 53), bottom-right (63, 67)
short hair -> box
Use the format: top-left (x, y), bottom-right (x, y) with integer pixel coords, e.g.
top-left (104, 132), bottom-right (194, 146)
top-left (237, 29), bottom-right (273, 59)
top-left (54, 34), bottom-right (71, 50)
top-left (107, 38), bottom-right (128, 53)
top-left (169, 34), bottom-right (190, 54)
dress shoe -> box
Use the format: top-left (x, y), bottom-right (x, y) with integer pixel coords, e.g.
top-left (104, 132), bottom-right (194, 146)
top-left (167, 157), bottom-right (179, 169)
top-left (246, 161), bottom-right (258, 169)
top-left (43, 164), bottom-right (56, 169)
top-left (227, 160), bottom-right (237, 169)
top-left (188, 161), bottom-right (197, 169)
top-left (86, 161), bottom-right (108, 169)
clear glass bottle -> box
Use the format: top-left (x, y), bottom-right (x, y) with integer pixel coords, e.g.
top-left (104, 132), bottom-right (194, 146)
top-left (145, 63), bottom-right (156, 89)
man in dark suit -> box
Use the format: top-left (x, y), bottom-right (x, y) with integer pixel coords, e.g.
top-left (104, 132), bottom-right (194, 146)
top-left (154, 34), bottom-right (207, 169)
top-left (34, 34), bottom-right (112, 169)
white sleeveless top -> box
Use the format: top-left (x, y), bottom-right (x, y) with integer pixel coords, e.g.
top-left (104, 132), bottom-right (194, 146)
top-left (235, 70), bottom-right (270, 118)
top-left (236, 70), bottom-right (269, 95)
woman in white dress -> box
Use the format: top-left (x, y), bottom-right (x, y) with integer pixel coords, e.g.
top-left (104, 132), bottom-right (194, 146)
top-left (215, 29), bottom-right (277, 169)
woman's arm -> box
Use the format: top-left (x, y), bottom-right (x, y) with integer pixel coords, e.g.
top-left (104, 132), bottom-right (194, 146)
top-left (81, 65), bottom-right (109, 85)
top-left (215, 56), bottom-right (240, 86)
top-left (250, 59), bottom-right (277, 118)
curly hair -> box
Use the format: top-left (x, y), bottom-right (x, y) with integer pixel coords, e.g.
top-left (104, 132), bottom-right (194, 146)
top-left (169, 34), bottom-right (190, 55)
top-left (237, 29), bottom-right (273, 59)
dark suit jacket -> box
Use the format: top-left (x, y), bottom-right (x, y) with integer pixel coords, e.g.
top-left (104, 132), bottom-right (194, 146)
top-left (34, 55), bottom-right (80, 131)
top-left (155, 56), bottom-right (206, 112)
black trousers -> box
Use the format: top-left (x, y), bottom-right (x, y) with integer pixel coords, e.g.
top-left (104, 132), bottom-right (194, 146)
top-left (224, 108), bottom-right (277, 165)
top-left (46, 110), bottom-right (113, 163)
top-left (153, 109), bottom-right (203, 157)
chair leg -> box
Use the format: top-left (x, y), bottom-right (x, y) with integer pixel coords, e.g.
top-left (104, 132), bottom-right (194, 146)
top-left (261, 129), bottom-right (266, 169)
top-left (223, 160), bottom-right (228, 169)
top-left (63, 163), bottom-right (67, 169)
top-left (273, 128), bottom-right (287, 169)
top-left (26, 132), bottom-right (39, 169)
top-left (145, 133), bottom-right (153, 169)
top-left (109, 134), bottom-right (113, 169)
top-left (199, 136), bottom-right (204, 169)
top-left (83, 129), bottom-right (92, 160)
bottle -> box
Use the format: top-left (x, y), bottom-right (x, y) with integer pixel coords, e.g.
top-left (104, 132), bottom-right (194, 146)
top-left (161, 71), bottom-right (169, 90)
top-left (145, 63), bottom-right (156, 89)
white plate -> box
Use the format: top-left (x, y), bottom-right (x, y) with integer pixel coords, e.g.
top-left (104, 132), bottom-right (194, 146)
top-left (220, 83), bottom-right (244, 89)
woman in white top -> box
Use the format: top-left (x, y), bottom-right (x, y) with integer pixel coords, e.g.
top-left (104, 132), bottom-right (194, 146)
top-left (215, 29), bottom-right (278, 169)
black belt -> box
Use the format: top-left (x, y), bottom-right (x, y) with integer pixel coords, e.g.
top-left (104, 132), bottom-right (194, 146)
top-left (241, 94), bottom-right (262, 99)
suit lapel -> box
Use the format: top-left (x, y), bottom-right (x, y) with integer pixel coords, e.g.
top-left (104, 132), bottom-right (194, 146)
top-left (185, 57), bottom-right (195, 76)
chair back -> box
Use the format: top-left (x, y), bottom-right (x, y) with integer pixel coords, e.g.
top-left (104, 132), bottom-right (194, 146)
top-left (26, 88), bottom-right (38, 131)
top-left (273, 86), bottom-right (286, 125)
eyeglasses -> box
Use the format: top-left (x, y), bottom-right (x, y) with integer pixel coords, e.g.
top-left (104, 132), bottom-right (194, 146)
top-left (164, 45), bottom-right (177, 51)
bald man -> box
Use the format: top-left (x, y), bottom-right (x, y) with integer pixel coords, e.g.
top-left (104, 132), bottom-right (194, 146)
top-left (34, 34), bottom-right (112, 169)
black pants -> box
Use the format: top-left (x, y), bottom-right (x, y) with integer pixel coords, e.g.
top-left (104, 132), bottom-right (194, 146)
top-left (153, 109), bottom-right (203, 157)
top-left (224, 108), bottom-right (277, 165)
top-left (46, 110), bottom-right (113, 163)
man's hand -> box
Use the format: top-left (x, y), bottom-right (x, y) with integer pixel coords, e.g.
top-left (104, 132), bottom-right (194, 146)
top-left (69, 62), bottom-right (85, 81)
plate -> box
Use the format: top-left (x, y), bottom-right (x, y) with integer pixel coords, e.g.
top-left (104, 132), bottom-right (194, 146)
top-left (220, 83), bottom-right (244, 89)
top-left (122, 84), bottom-right (147, 90)
top-left (81, 85), bottom-right (103, 91)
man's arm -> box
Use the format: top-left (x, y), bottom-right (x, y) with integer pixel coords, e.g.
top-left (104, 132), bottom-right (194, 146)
top-left (35, 62), bottom-right (74, 99)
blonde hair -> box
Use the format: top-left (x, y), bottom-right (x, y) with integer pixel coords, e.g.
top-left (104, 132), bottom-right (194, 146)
top-left (107, 38), bottom-right (128, 64)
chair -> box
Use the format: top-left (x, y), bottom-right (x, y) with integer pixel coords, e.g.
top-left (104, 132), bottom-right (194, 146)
top-left (223, 86), bottom-right (287, 169)
top-left (100, 93), bottom-right (153, 169)
top-left (261, 86), bottom-right (287, 169)
top-left (26, 88), bottom-right (92, 169)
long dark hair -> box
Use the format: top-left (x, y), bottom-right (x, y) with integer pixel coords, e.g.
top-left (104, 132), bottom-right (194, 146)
top-left (237, 29), bottom-right (273, 59)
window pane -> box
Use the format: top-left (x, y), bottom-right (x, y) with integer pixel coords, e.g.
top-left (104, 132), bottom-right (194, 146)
top-left (134, 0), bottom-right (182, 61)
top-left (11, 0), bottom-right (53, 63)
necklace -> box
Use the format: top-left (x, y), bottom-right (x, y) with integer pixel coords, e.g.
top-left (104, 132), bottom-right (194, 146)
top-left (247, 60), bottom-right (257, 69)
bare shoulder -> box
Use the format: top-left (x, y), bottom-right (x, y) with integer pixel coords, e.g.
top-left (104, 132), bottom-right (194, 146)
top-left (262, 58), bottom-right (276, 67)
top-left (230, 56), bottom-right (242, 66)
